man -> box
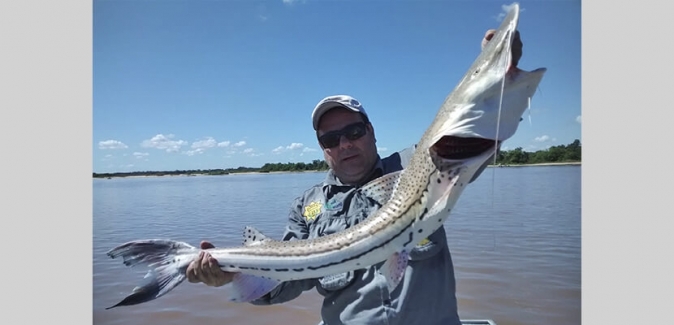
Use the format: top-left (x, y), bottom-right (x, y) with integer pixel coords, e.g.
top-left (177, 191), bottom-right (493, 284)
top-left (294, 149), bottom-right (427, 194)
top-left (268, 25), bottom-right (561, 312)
top-left (187, 29), bottom-right (523, 325)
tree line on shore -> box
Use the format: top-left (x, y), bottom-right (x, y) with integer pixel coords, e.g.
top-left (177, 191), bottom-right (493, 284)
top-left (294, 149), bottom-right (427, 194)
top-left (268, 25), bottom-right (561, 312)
top-left (93, 139), bottom-right (581, 178)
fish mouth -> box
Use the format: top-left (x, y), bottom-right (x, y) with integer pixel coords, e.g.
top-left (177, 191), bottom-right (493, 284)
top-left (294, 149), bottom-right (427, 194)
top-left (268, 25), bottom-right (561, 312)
top-left (432, 136), bottom-right (499, 160)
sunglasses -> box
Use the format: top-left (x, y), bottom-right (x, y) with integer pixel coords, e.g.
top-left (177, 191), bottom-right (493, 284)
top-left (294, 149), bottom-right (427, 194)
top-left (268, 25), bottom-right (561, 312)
top-left (318, 122), bottom-right (368, 148)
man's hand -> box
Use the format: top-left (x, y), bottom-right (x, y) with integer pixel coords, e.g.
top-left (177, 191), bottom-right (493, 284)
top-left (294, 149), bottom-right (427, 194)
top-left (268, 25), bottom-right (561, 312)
top-left (482, 29), bottom-right (523, 68)
top-left (186, 241), bottom-right (236, 287)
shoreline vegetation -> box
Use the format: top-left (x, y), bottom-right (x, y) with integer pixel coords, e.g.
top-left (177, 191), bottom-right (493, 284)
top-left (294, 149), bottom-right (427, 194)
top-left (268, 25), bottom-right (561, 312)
top-left (93, 139), bottom-right (581, 179)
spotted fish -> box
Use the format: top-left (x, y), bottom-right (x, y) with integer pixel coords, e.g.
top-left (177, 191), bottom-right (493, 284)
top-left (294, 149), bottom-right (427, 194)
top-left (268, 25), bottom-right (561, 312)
top-left (105, 2), bottom-right (545, 309)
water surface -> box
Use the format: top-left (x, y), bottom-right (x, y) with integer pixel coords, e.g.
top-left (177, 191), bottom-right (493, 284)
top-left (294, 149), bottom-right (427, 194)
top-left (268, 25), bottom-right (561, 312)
top-left (93, 166), bottom-right (581, 325)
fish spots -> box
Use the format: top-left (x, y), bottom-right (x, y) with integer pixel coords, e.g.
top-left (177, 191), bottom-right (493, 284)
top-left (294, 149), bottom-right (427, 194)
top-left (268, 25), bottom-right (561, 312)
top-left (419, 207), bottom-right (429, 220)
top-left (436, 178), bottom-right (441, 184)
top-left (307, 216), bottom-right (417, 271)
top-left (418, 229), bottom-right (423, 233)
top-left (402, 231), bottom-right (414, 247)
top-left (275, 268), bottom-right (289, 272)
top-left (293, 268), bottom-right (304, 272)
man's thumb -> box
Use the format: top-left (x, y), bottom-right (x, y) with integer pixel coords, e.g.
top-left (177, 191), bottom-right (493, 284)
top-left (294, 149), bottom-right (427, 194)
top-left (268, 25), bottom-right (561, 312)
top-left (200, 241), bottom-right (215, 249)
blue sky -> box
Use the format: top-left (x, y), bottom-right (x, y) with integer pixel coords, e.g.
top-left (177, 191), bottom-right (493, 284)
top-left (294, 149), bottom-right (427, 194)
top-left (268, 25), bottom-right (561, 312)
top-left (93, 0), bottom-right (581, 173)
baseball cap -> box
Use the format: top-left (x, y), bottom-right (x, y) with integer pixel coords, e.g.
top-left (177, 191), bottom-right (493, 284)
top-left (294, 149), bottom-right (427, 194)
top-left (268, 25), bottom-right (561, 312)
top-left (311, 95), bottom-right (369, 130)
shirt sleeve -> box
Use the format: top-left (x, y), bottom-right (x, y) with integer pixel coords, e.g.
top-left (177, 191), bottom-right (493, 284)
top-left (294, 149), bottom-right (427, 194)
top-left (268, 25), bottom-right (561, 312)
top-left (397, 144), bottom-right (416, 168)
top-left (249, 195), bottom-right (319, 305)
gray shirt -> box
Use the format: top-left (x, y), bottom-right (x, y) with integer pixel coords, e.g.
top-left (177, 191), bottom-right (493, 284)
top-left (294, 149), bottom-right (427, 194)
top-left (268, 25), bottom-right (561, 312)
top-left (251, 145), bottom-right (465, 325)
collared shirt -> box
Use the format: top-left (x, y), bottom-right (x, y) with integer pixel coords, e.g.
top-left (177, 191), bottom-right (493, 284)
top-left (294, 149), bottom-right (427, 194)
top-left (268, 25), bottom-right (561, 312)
top-left (251, 145), bottom-right (462, 325)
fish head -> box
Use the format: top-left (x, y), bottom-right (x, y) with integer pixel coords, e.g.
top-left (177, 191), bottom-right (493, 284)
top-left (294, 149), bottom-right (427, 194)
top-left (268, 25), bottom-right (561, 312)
top-left (426, 3), bottom-right (546, 164)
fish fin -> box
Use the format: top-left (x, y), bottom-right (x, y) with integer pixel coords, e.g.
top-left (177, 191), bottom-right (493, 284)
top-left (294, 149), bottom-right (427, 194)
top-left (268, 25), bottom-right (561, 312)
top-left (107, 239), bottom-right (197, 267)
top-left (427, 176), bottom-right (458, 217)
top-left (228, 273), bottom-right (280, 303)
top-left (106, 240), bottom-right (198, 309)
top-left (242, 226), bottom-right (273, 246)
top-left (106, 265), bottom-right (187, 309)
top-left (380, 250), bottom-right (409, 292)
top-left (359, 170), bottom-right (402, 206)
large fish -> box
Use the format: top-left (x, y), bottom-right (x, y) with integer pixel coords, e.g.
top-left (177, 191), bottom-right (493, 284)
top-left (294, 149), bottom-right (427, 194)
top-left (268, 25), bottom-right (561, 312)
top-left (105, 2), bottom-right (545, 309)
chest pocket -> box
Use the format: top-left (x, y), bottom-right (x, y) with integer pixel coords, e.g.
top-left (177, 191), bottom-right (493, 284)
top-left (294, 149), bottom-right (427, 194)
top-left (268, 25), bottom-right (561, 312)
top-left (308, 189), bottom-right (379, 238)
top-left (408, 226), bottom-right (447, 261)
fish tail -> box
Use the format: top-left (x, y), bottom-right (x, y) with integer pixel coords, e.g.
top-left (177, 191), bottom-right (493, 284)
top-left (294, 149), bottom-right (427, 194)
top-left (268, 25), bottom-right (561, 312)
top-left (105, 239), bottom-right (198, 309)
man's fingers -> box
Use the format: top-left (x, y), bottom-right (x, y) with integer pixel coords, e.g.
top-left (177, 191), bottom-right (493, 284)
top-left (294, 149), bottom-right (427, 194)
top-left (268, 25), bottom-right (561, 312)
top-left (187, 252), bottom-right (205, 283)
top-left (482, 29), bottom-right (496, 50)
top-left (484, 29), bottom-right (496, 41)
top-left (208, 256), bottom-right (218, 271)
top-left (185, 245), bottom-right (231, 287)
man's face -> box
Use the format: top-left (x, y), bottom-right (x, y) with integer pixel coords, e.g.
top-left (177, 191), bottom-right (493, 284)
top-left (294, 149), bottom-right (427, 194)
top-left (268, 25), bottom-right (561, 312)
top-left (317, 107), bottom-right (378, 185)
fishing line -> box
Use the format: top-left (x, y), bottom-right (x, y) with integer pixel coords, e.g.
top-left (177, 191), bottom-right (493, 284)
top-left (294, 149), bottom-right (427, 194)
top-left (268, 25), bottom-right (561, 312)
top-left (491, 29), bottom-right (512, 209)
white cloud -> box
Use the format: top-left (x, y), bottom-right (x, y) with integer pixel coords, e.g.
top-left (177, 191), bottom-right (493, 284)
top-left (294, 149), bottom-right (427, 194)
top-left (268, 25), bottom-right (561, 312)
top-left (99, 140), bottom-right (128, 150)
top-left (191, 137), bottom-right (217, 149)
top-left (287, 143), bottom-right (304, 150)
top-left (233, 141), bottom-right (246, 147)
top-left (182, 137), bottom-right (217, 157)
top-left (141, 134), bottom-right (188, 153)
top-left (576, 115), bottom-right (581, 124)
top-left (183, 149), bottom-right (205, 156)
top-left (273, 143), bottom-right (315, 154)
top-left (217, 141), bottom-right (231, 147)
top-left (534, 135), bottom-right (551, 142)
top-left (242, 148), bottom-right (263, 157)
top-left (132, 152), bottom-right (149, 159)
top-left (377, 147), bottom-right (388, 152)
top-left (282, 0), bottom-right (306, 5)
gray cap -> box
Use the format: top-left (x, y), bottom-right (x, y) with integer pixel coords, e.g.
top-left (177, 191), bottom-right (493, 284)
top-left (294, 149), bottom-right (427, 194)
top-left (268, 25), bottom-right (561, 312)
top-left (311, 95), bottom-right (369, 130)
